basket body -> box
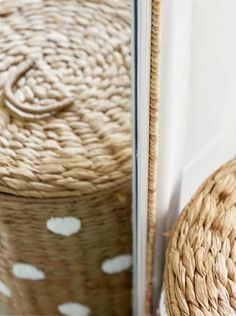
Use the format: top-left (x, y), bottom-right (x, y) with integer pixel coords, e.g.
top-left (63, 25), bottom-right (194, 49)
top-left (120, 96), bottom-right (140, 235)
top-left (0, 0), bottom-right (132, 315)
top-left (0, 188), bottom-right (132, 315)
top-left (164, 159), bottom-right (236, 316)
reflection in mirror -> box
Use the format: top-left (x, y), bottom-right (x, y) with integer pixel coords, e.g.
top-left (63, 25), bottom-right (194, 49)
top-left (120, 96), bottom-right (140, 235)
top-left (0, 0), bottom-right (132, 315)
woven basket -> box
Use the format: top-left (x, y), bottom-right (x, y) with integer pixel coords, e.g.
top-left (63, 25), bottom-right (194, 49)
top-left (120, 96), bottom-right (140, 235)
top-left (164, 159), bottom-right (236, 316)
top-left (0, 0), bottom-right (132, 315)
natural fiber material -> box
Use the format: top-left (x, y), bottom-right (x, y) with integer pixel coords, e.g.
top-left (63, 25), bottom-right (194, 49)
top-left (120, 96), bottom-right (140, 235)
top-left (0, 0), bottom-right (132, 315)
top-left (0, 0), bottom-right (131, 198)
top-left (146, 1), bottom-right (161, 315)
top-left (164, 159), bottom-right (236, 316)
top-left (0, 191), bottom-right (132, 315)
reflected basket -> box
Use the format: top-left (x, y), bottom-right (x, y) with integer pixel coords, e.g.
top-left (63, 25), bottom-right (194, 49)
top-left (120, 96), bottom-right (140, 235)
top-left (0, 0), bottom-right (132, 315)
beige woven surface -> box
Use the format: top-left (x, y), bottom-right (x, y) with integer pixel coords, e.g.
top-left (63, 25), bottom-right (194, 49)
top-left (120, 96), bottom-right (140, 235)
top-left (146, 1), bottom-right (161, 315)
top-left (0, 0), bottom-right (131, 198)
top-left (164, 159), bottom-right (236, 316)
top-left (0, 0), bottom-right (132, 315)
top-left (0, 190), bottom-right (132, 315)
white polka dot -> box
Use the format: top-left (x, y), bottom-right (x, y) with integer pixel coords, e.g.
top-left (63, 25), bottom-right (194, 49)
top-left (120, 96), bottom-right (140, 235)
top-left (102, 254), bottom-right (132, 274)
top-left (46, 217), bottom-right (81, 236)
top-left (0, 280), bottom-right (11, 298)
top-left (12, 263), bottom-right (45, 280)
top-left (58, 302), bottom-right (91, 316)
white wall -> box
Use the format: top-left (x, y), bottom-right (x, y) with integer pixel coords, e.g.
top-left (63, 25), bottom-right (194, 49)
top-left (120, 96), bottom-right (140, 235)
top-left (155, 0), bottom-right (236, 311)
top-left (154, 0), bottom-right (193, 309)
top-left (181, 0), bottom-right (236, 208)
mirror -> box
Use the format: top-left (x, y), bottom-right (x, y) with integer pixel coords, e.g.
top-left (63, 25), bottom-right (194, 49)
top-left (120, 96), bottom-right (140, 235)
top-left (0, 0), bottom-right (132, 315)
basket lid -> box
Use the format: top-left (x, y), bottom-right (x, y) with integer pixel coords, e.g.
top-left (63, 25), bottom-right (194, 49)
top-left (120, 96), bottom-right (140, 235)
top-left (0, 0), bottom-right (131, 198)
top-left (165, 159), bottom-right (236, 316)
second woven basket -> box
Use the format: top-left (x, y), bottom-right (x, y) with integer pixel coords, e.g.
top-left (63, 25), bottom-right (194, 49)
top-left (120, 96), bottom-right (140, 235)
top-left (164, 159), bottom-right (236, 316)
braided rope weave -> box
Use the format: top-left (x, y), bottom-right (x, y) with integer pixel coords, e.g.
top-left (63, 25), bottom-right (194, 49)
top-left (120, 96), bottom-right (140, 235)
top-left (164, 159), bottom-right (236, 316)
top-left (0, 0), bottom-right (131, 198)
top-left (146, 0), bottom-right (161, 315)
top-left (3, 59), bottom-right (76, 120)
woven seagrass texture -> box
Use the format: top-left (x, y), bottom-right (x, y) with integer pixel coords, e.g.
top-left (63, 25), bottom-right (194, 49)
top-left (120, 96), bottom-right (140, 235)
top-left (0, 0), bottom-right (132, 315)
top-left (146, 1), bottom-right (161, 315)
top-left (164, 159), bottom-right (236, 316)
top-left (0, 0), bottom-right (131, 198)
top-left (0, 189), bottom-right (132, 315)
